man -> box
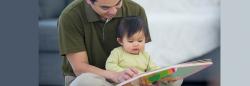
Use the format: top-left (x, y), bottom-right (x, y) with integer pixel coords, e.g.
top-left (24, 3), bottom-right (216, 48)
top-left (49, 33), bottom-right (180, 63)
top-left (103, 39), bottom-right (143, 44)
top-left (58, 0), bottom-right (182, 86)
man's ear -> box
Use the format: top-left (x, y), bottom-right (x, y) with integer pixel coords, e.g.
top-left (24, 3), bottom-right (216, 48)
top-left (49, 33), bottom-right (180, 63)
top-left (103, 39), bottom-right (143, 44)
top-left (117, 38), bottom-right (123, 45)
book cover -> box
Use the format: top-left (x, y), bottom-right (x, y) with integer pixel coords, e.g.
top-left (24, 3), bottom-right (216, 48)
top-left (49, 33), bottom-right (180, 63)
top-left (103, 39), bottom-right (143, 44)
top-left (117, 59), bottom-right (213, 86)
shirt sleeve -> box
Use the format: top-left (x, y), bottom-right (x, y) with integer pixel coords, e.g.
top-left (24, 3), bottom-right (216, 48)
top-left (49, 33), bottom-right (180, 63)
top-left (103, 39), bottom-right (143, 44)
top-left (58, 13), bottom-right (86, 56)
top-left (105, 48), bottom-right (125, 72)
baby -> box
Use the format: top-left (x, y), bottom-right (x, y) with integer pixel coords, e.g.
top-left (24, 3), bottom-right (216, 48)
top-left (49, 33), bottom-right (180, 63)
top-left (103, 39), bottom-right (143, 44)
top-left (106, 16), bottom-right (182, 86)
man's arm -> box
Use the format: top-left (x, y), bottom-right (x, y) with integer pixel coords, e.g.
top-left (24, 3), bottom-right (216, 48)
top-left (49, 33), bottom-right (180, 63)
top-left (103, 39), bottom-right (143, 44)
top-left (66, 51), bottom-right (105, 76)
top-left (66, 51), bottom-right (138, 83)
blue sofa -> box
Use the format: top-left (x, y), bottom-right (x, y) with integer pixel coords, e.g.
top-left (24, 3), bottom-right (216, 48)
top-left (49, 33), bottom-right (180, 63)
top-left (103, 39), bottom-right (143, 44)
top-left (39, 0), bottom-right (72, 86)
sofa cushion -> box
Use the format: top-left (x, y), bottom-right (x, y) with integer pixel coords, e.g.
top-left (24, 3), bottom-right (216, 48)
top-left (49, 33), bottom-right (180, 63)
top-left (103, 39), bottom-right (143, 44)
top-left (39, 52), bottom-right (64, 85)
top-left (39, 0), bottom-right (68, 19)
top-left (39, 19), bottom-right (59, 52)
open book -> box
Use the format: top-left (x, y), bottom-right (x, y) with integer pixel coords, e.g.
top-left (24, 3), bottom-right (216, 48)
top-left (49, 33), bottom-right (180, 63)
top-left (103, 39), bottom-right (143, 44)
top-left (117, 59), bottom-right (213, 86)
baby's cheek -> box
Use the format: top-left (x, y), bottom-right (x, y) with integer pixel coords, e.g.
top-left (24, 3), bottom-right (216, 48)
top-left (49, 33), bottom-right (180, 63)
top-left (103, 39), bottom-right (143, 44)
top-left (141, 46), bottom-right (145, 51)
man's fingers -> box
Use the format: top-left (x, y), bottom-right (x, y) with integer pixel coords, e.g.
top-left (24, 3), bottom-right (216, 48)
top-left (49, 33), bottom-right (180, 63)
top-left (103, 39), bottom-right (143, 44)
top-left (161, 78), bottom-right (181, 83)
top-left (167, 79), bottom-right (177, 83)
top-left (124, 74), bottom-right (131, 80)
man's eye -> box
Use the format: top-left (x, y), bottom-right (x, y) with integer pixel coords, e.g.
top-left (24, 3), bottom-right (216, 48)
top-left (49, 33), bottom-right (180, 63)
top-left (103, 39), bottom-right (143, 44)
top-left (128, 41), bottom-right (133, 43)
top-left (100, 6), bottom-right (110, 10)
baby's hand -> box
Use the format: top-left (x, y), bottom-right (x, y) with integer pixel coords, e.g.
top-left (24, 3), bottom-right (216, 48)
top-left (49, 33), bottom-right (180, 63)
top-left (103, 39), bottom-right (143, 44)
top-left (111, 68), bottom-right (139, 83)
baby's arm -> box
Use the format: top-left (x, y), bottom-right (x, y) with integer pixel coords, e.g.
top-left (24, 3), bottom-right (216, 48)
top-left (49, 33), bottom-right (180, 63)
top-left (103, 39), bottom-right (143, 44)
top-left (144, 52), bottom-right (160, 71)
top-left (105, 49), bottom-right (125, 72)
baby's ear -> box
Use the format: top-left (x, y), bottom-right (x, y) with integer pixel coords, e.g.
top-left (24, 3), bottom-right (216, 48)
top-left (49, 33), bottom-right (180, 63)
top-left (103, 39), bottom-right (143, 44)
top-left (117, 38), bottom-right (123, 45)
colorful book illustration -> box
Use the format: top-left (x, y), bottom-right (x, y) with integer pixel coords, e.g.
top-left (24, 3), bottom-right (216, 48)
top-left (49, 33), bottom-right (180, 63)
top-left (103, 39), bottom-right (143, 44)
top-left (117, 59), bottom-right (213, 86)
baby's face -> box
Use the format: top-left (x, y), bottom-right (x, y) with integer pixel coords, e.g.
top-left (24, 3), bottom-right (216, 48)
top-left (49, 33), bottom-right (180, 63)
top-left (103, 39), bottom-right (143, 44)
top-left (120, 31), bottom-right (146, 54)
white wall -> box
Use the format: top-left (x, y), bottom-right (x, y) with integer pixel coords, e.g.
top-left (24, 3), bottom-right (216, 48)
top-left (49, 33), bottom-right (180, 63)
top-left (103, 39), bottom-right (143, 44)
top-left (133, 0), bottom-right (220, 66)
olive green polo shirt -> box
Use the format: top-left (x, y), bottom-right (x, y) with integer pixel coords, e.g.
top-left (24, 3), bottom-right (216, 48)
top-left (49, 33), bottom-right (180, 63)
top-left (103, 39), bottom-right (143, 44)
top-left (58, 0), bottom-right (151, 76)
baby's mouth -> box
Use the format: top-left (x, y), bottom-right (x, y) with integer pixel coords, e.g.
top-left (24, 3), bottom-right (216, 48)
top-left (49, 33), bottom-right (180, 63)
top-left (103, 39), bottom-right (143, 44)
top-left (132, 48), bottom-right (139, 51)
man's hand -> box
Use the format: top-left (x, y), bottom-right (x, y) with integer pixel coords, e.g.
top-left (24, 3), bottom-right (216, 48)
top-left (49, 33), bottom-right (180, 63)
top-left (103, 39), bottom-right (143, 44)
top-left (110, 68), bottom-right (139, 83)
top-left (160, 78), bottom-right (182, 83)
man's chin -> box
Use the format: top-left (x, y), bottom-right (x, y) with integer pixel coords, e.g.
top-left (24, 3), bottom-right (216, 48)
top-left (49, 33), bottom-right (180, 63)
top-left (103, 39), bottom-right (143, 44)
top-left (106, 17), bottom-right (113, 20)
top-left (105, 15), bottom-right (115, 19)
top-left (101, 17), bottom-right (112, 21)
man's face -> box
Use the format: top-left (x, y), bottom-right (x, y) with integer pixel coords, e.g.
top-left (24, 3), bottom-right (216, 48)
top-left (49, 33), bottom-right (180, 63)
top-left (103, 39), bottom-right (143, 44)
top-left (87, 0), bottom-right (122, 20)
top-left (118, 31), bottom-right (146, 55)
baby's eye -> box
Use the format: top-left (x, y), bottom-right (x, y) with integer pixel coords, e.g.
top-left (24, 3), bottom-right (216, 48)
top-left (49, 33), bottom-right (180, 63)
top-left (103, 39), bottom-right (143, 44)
top-left (138, 40), bottom-right (143, 42)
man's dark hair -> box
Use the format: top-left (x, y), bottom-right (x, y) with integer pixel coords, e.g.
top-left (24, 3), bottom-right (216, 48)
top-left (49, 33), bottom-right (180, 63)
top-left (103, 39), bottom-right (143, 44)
top-left (117, 16), bottom-right (150, 42)
top-left (90, 0), bottom-right (97, 4)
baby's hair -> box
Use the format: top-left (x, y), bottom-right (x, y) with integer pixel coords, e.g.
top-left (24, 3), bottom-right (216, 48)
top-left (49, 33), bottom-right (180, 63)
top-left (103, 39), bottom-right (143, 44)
top-left (117, 16), bottom-right (150, 42)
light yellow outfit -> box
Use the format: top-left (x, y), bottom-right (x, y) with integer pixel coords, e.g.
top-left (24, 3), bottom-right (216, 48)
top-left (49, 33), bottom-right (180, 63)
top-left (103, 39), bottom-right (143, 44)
top-left (105, 47), bottom-right (183, 86)
top-left (105, 46), bottom-right (160, 73)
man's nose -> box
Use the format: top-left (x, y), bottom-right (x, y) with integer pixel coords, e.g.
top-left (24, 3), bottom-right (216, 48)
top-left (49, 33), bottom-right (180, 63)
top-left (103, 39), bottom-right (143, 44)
top-left (107, 7), bottom-right (117, 15)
